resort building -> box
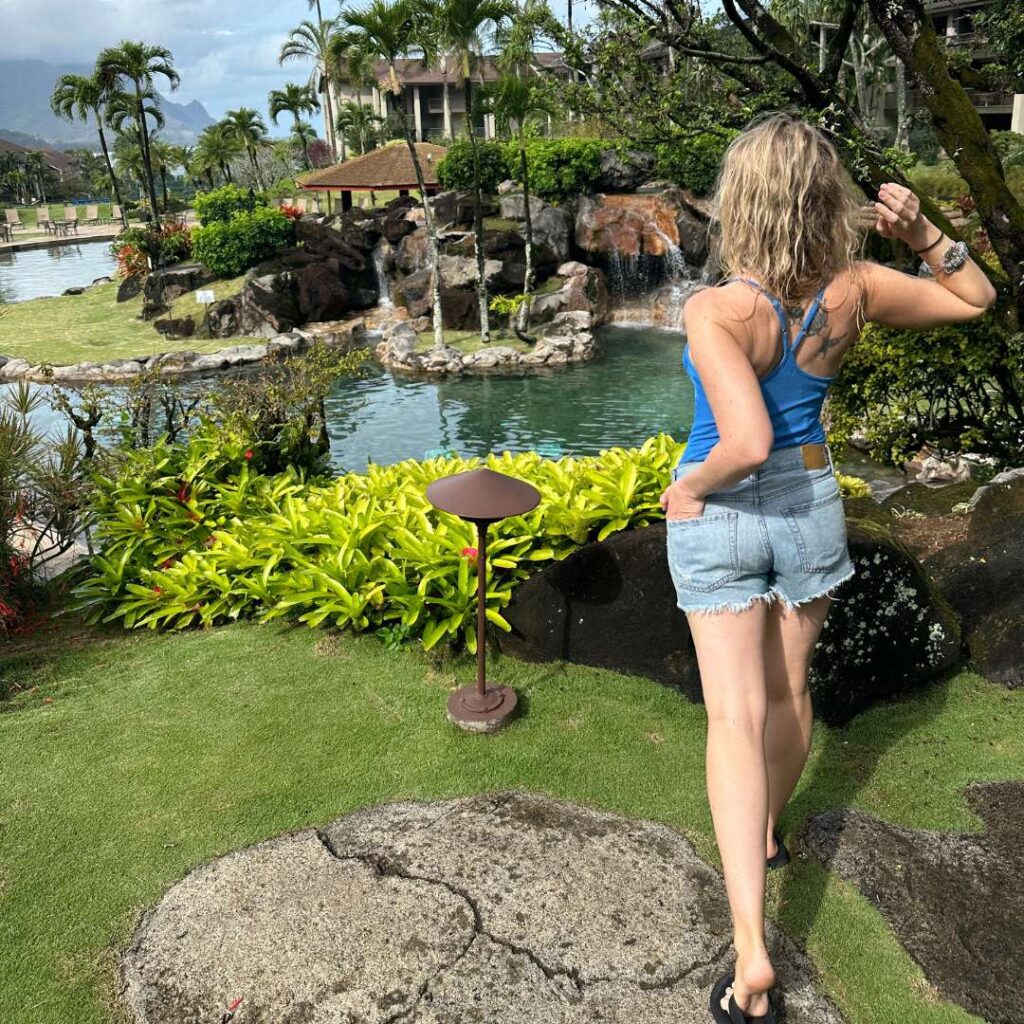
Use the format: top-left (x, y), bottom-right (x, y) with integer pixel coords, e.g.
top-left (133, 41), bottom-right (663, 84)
top-left (332, 55), bottom-right (568, 142)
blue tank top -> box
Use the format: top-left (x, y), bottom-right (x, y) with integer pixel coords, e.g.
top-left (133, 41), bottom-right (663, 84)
top-left (681, 276), bottom-right (834, 462)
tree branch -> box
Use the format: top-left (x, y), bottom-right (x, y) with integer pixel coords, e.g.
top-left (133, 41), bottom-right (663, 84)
top-left (823, 0), bottom-right (864, 84)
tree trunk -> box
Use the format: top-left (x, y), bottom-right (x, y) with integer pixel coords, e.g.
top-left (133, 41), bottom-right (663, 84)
top-left (867, 0), bottom-right (1024, 323)
top-left (323, 74), bottom-right (337, 160)
top-left (442, 77), bottom-right (453, 139)
top-left (894, 57), bottom-right (909, 151)
top-left (160, 167), bottom-right (168, 209)
top-left (134, 82), bottom-right (161, 228)
top-left (516, 130), bottom-right (535, 337)
top-left (464, 75), bottom-right (490, 343)
top-left (249, 147), bottom-right (265, 190)
top-left (398, 84), bottom-right (444, 350)
top-left (96, 118), bottom-right (127, 227)
top-left (295, 114), bottom-right (312, 169)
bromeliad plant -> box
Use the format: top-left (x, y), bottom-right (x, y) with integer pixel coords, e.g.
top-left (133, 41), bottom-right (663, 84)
top-left (71, 431), bottom-right (687, 649)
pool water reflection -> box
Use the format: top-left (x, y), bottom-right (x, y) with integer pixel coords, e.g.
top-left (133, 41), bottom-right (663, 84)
top-left (0, 241), bottom-right (118, 303)
top-left (324, 326), bottom-right (695, 471)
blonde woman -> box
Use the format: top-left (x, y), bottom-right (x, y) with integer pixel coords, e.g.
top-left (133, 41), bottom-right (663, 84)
top-left (659, 112), bottom-right (996, 1023)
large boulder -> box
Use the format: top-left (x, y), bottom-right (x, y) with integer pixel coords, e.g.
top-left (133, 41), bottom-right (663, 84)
top-left (498, 511), bottom-right (961, 725)
top-left (595, 148), bottom-right (657, 192)
top-left (239, 268), bottom-right (303, 337)
top-left (576, 193), bottom-right (684, 259)
top-left (429, 189), bottom-right (497, 227)
top-left (529, 261), bottom-right (610, 327)
top-left (925, 468), bottom-right (1024, 687)
top-left (296, 261), bottom-right (350, 323)
top-left (141, 263), bottom-right (217, 318)
top-left (203, 295), bottom-right (240, 338)
top-left (293, 218), bottom-right (368, 272)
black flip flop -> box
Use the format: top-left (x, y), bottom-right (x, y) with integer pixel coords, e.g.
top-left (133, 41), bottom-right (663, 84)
top-left (766, 829), bottom-right (790, 870)
top-left (710, 971), bottom-right (778, 1024)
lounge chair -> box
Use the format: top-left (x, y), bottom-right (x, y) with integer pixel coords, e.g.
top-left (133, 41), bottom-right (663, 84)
top-left (85, 205), bottom-right (99, 226)
top-left (5, 208), bottom-right (23, 231)
top-left (36, 206), bottom-right (55, 235)
top-left (294, 197), bottom-right (308, 214)
top-left (63, 206), bottom-right (79, 233)
top-left (110, 204), bottom-right (123, 226)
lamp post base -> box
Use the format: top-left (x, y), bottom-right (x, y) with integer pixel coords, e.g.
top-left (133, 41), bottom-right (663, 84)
top-left (446, 684), bottom-right (519, 733)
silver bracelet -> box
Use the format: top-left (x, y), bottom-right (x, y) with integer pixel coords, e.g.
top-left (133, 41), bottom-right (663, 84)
top-left (921, 239), bottom-right (970, 276)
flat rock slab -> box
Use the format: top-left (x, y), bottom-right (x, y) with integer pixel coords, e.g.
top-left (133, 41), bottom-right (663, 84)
top-left (122, 792), bottom-right (842, 1023)
top-left (802, 781), bottom-right (1024, 1024)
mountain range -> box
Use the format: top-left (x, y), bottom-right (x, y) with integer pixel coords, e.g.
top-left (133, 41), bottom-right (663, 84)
top-left (0, 59), bottom-right (215, 148)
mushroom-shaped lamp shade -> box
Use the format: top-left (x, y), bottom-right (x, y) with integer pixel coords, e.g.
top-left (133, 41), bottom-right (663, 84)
top-left (426, 468), bottom-right (541, 523)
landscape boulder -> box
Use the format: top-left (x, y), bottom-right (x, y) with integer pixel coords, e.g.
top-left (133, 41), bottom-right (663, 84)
top-left (529, 261), bottom-right (610, 327)
top-left (153, 316), bottom-right (195, 339)
top-left (595, 148), bottom-right (657, 191)
top-left (203, 296), bottom-right (240, 338)
top-left (498, 511), bottom-right (961, 725)
top-left (141, 263), bottom-right (217, 318)
top-left (925, 468), bottom-right (1024, 687)
top-left (430, 189), bottom-right (496, 227)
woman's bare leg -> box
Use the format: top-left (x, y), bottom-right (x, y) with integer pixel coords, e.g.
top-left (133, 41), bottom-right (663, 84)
top-left (762, 595), bottom-right (832, 858)
top-left (687, 600), bottom-right (775, 1017)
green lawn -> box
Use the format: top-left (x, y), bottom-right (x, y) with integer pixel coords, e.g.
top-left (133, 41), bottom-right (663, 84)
top-left (0, 276), bottom-right (249, 366)
top-left (4, 204), bottom-right (118, 231)
top-left (415, 327), bottom-right (533, 354)
top-left (1, 616), bottom-right (1018, 1024)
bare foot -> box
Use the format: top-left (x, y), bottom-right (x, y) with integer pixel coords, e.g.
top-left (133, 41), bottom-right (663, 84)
top-left (766, 830), bottom-right (779, 861)
top-left (721, 948), bottom-right (775, 1018)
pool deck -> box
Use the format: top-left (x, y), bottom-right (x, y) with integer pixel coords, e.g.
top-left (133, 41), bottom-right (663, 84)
top-left (1, 225), bottom-right (120, 253)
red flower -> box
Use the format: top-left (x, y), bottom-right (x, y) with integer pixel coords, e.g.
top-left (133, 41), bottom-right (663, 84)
top-left (244, 449), bottom-right (254, 461)
top-left (152, 585), bottom-right (163, 595)
top-left (461, 546), bottom-right (478, 560)
top-left (160, 558), bottom-right (175, 569)
top-left (176, 485), bottom-right (189, 503)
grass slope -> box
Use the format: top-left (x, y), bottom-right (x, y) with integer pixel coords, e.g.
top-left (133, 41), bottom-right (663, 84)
top-left (1, 619), bottom-right (1018, 1024)
top-left (0, 276), bottom-right (248, 366)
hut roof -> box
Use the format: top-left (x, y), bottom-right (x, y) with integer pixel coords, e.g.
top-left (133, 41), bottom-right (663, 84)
top-left (298, 142), bottom-right (448, 192)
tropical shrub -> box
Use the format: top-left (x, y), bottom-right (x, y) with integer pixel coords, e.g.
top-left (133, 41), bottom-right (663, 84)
top-left (191, 207), bottom-right (294, 277)
top-left (73, 432), bottom-right (872, 648)
top-left (827, 313), bottom-right (1024, 465)
top-left (193, 183), bottom-right (269, 226)
top-left (113, 242), bottom-right (149, 280)
top-left (654, 131), bottom-right (738, 196)
top-left (516, 138), bottom-right (605, 203)
top-left (110, 222), bottom-right (193, 273)
top-left (436, 139), bottom-right (513, 193)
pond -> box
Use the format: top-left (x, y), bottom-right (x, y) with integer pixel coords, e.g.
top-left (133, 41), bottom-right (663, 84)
top-left (0, 241), bottom-right (118, 303)
top-left (7, 323), bottom-right (906, 492)
top-left (325, 325), bottom-right (692, 470)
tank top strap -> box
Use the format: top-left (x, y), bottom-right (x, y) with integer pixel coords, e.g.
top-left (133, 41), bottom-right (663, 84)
top-left (721, 276), bottom-right (790, 340)
top-left (790, 284), bottom-right (828, 356)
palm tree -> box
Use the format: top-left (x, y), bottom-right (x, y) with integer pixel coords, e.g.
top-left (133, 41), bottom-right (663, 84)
top-left (336, 101), bottom-right (383, 157)
top-left (280, 19), bottom-right (340, 161)
top-left (269, 83), bottom-right (320, 170)
top-left (106, 86), bottom-right (166, 210)
top-left (193, 123), bottom-right (244, 186)
top-left (50, 72), bottom-right (127, 226)
top-left (433, 0), bottom-right (515, 342)
top-left (479, 74), bottom-right (554, 333)
top-left (149, 137), bottom-right (182, 209)
top-left (222, 108), bottom-right (270, 189)
top-left (95, 41), bottom-right (180, 228)
top-left (112, 134), bottom-right (147, 200)
top-left (343, 0), bottom-right (446, 349)
top-left (328, 31), bottom-right (381, 142)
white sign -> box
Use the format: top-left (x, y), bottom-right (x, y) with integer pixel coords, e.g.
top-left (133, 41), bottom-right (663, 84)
top-left (195, 290), bottom-right (215, 304)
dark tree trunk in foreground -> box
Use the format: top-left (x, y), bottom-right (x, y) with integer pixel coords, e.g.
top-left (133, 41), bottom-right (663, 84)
top-left (867, 0), bottom-right (1024, 324)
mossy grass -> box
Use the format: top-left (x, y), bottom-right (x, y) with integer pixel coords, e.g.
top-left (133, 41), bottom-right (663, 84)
top-left (0, 613), bottom-right (1019, 1024)
top-left (413, 327), bottom-right (533, 354)
top-left (0, 276), bottom-right (248, 366)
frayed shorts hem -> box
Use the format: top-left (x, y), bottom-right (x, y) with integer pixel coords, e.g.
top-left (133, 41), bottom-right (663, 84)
top-left (676, 564), bottom-right (857, 617)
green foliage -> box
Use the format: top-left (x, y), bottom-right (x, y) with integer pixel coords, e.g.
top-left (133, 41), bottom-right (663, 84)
top-left (515, 138), bottom-right (605, 203)
top-left (436, 139), bottom-right (513, 193)
top-left (827, 314), bottom-right (1024, 465)
top-left (74, 432), bottom-right (873, 647)
top-left (906, 161), bottom-right (969, 201)
top-left (111, 222), bottom-right (193, 268)
top-left (193, 183), bottom-right (270, 226)
top-left (992, 130), bottom-right (1024, 169)
top-left (654, 131), bottom-right (738, 196)
top-left (191, 207), bottom-right (294, 277)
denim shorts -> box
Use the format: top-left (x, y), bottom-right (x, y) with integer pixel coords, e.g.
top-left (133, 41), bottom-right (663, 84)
top-left (665, 443), bottom-right (856, 615)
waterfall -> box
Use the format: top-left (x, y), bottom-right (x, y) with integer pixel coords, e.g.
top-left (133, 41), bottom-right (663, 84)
top-left (372, 238), bottom-right (393, 309)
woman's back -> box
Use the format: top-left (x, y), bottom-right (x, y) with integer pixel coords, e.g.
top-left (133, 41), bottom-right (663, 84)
top-left (681, 269), bottom-right (864, 461)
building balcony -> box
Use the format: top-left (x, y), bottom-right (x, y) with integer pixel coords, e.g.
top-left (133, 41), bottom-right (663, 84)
top-left (884, 88), bottom-right (1015, 114)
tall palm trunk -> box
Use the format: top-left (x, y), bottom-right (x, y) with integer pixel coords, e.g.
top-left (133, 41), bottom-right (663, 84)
top-left (248, 147), bottom-right (265, 189)
top-left (323, 78), bottom-right (337, 159)
top-left (133, 80), bottom-right (161, 226)
top-left (96, 115), bottom-right (127, 227)
top-left (294, 113), bottom-right (312, 169)
top-left (516, 126), bottom-right (535, 336)
top-left (206, 168), bottom-right (215, 188)
top-left (442, 76), bottom-right (453, 139)
top-left (395, 83), bottom-right (444, 350)
top-left (463, 75), bottom-right (490, 343)
top-left (160, 166), bottom-right (169, 209)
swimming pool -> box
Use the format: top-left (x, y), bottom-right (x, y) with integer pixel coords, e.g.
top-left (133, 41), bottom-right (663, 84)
top-left (0, 241), bottom-right (118, 303)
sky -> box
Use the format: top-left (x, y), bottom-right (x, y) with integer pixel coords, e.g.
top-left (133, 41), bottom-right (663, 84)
top-left (0, 0), bottom-right (595, 123)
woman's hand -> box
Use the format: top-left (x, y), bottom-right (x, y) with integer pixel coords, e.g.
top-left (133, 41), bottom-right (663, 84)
top-left (660, 479), bottom-right (707, 521)
top-left (872, 182), bottom-right (933, 251)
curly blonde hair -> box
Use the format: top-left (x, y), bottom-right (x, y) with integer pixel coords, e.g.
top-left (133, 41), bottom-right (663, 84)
top-left (709, 112), bottom-right (866, 306)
